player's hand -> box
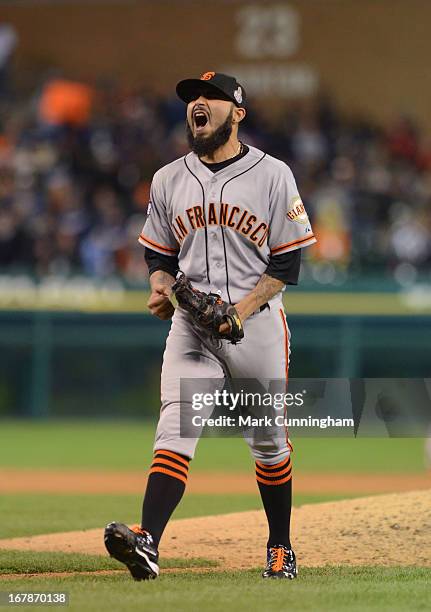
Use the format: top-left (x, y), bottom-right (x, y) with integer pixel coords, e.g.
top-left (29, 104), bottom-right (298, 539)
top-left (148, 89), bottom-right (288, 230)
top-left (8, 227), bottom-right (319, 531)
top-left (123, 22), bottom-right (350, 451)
top-left (218, 321), bottom-right (231, 335)
top-left (148, 285), bottom-right (175, 320)
top-left (219, 304), bottom-right (242, 335)
top-left (218, 303), bottom-right (247, 334)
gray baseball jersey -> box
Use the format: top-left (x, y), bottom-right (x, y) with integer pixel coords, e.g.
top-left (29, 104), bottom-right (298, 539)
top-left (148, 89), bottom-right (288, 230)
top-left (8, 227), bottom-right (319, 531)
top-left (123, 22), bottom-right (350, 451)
top-left (139, 145), bottom-right (316, 463)
top-left (139, 145), bottom-right (316, 304)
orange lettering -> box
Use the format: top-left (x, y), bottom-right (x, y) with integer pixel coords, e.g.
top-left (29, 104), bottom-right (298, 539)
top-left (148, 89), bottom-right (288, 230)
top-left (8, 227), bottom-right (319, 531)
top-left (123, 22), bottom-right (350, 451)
top-left (227, 206), bottom-right (240, 228)
top-left (258, 227), bottom-right (269, 247)
top-left (172, 225), bottom-right (183, 242)
top-left (208, 202), bottom-right (218, 225)
top-left (250, 222), bottom-right (268, 243)
top-left (175, 215), bottom-right (188, 238)
top-left (219, 203), bottom-right (228, 226)
top-left (186, 208), bottom-right (196, 230)
top-left (241, 214), bottom-right (257, 236)
top-left (235, 210), bottom-right (248, 232)
top-left (194, 205), bottom-right (205, 228)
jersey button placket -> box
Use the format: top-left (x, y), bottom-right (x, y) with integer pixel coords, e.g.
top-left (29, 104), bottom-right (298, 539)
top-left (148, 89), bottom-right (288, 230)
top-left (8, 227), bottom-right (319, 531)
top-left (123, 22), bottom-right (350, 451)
top-left (207, 181), bottom-right (223, 294)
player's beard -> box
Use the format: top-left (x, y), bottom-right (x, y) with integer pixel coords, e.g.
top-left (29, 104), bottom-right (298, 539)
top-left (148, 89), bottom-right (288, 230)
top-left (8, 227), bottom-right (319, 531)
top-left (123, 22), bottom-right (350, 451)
top-left (186, 109), bottom-right (233, 158)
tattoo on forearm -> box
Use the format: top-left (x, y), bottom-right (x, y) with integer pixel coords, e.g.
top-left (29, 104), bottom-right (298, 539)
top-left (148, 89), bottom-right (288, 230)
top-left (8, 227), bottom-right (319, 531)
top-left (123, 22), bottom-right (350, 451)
top-left (253, 274), bottom-right (284, 308)
top-left (150, 270), bottom-right (175, 290)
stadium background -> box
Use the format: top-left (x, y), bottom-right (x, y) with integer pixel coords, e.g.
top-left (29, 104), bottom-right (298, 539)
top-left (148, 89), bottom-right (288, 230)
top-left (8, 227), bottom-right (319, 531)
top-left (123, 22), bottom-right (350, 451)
top-left (0, 2), bottom-right (430, 609)
top-left (1, 0), bottom-right (430, 417)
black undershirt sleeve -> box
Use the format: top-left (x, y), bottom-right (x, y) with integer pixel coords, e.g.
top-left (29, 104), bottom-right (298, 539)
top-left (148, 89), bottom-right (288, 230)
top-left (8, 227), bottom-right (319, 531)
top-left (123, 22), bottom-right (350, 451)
top-left (144, 247), bottom-right (179, 278)
top-left (145, 246), bottom-right (301, 286)
top-left (265, 249), bottom-right (301, 285)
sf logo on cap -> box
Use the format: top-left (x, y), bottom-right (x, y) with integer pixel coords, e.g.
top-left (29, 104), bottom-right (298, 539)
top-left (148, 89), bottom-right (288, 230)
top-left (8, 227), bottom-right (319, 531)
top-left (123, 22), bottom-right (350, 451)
top-left (234, 86), bottom-right (243, 104)
top-left (200, 71), bottom-right (215, 80)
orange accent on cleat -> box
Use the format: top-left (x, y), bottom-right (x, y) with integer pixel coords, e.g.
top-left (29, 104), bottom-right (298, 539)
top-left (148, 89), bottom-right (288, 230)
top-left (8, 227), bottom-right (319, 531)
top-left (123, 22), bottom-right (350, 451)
top-left (271, 548), bottom-right (285, 572)
top-left (130, 525), bottom-right (148, 535)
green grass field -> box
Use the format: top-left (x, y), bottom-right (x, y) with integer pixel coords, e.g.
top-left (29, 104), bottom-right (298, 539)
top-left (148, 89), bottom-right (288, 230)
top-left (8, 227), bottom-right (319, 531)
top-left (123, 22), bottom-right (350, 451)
top-left (0, 567), bottom-right (429, 611)
top-left (0, 420), bottom-right (426, 472)
top-left (0, 492), bottom-right (351, 539)
top-left (0, 421), bottom-right (429, 611)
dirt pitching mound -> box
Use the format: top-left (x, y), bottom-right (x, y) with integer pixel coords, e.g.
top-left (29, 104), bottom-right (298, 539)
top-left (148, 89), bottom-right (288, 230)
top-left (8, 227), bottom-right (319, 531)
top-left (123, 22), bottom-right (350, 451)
top-left (1, 468), bottom-right (430, 495)
top-left (1, 490), bottom-right (430, 570)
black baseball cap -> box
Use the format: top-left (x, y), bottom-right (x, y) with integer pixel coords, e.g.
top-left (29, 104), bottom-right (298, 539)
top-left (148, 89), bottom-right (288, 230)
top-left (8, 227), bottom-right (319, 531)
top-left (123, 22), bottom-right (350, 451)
top-left (176, 72), bottom-right (246, 108)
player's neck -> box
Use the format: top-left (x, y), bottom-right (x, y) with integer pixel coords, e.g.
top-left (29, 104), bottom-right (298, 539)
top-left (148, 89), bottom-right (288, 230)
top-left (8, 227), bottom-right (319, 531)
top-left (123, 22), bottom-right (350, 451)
top-left (199, 138), bottom-right (242, 164)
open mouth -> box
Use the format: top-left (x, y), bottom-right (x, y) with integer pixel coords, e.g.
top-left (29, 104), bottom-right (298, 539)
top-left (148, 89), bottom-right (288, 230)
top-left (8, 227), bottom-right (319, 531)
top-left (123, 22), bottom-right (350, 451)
top-left (193, 110), bottom-right (209, 128)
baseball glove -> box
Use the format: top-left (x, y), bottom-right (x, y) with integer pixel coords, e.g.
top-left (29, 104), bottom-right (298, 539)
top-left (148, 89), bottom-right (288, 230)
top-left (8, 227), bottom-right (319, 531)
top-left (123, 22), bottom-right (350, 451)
top-left (172, 272), bottom-right (244, 345)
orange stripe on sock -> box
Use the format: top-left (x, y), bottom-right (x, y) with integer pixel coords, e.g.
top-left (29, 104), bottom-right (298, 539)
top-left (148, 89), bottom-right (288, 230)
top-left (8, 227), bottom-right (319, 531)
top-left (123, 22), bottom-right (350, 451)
top-left (255, 456), bottom-right (290, 470)
top-left (151, 457), bottom-right (189, 476)
top-left (256, 472), bottom-right (292, 486)
top-left (154, 450), bottom-right (190, 467)
top-left (149, 466), bottom-right (188, 485)
top-left (255, 463), bottom-right (291, 479)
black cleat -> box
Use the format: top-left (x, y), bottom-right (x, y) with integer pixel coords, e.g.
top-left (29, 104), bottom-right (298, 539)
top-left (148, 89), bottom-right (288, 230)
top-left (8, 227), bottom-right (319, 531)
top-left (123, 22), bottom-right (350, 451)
top-left (104, 522), bottom-right (159, 581)
top-left (262, 545), bottom-right (297, 579)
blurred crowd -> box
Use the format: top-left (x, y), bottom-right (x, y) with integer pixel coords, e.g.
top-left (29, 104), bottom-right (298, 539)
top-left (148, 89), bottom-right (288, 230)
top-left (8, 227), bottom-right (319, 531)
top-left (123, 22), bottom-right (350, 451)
top-left (0, 71), bottom-right (430, 286)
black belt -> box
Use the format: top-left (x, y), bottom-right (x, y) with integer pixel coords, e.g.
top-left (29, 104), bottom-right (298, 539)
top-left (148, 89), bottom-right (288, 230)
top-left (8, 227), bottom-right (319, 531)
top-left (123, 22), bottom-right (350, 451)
top-left (251, 302), bottom-right (270, 316)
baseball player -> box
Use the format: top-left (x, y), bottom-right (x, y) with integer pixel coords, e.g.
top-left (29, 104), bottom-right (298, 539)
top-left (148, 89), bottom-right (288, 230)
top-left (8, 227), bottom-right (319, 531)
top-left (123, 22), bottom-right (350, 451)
top-left (104, 72), bottom-right (316, 580)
